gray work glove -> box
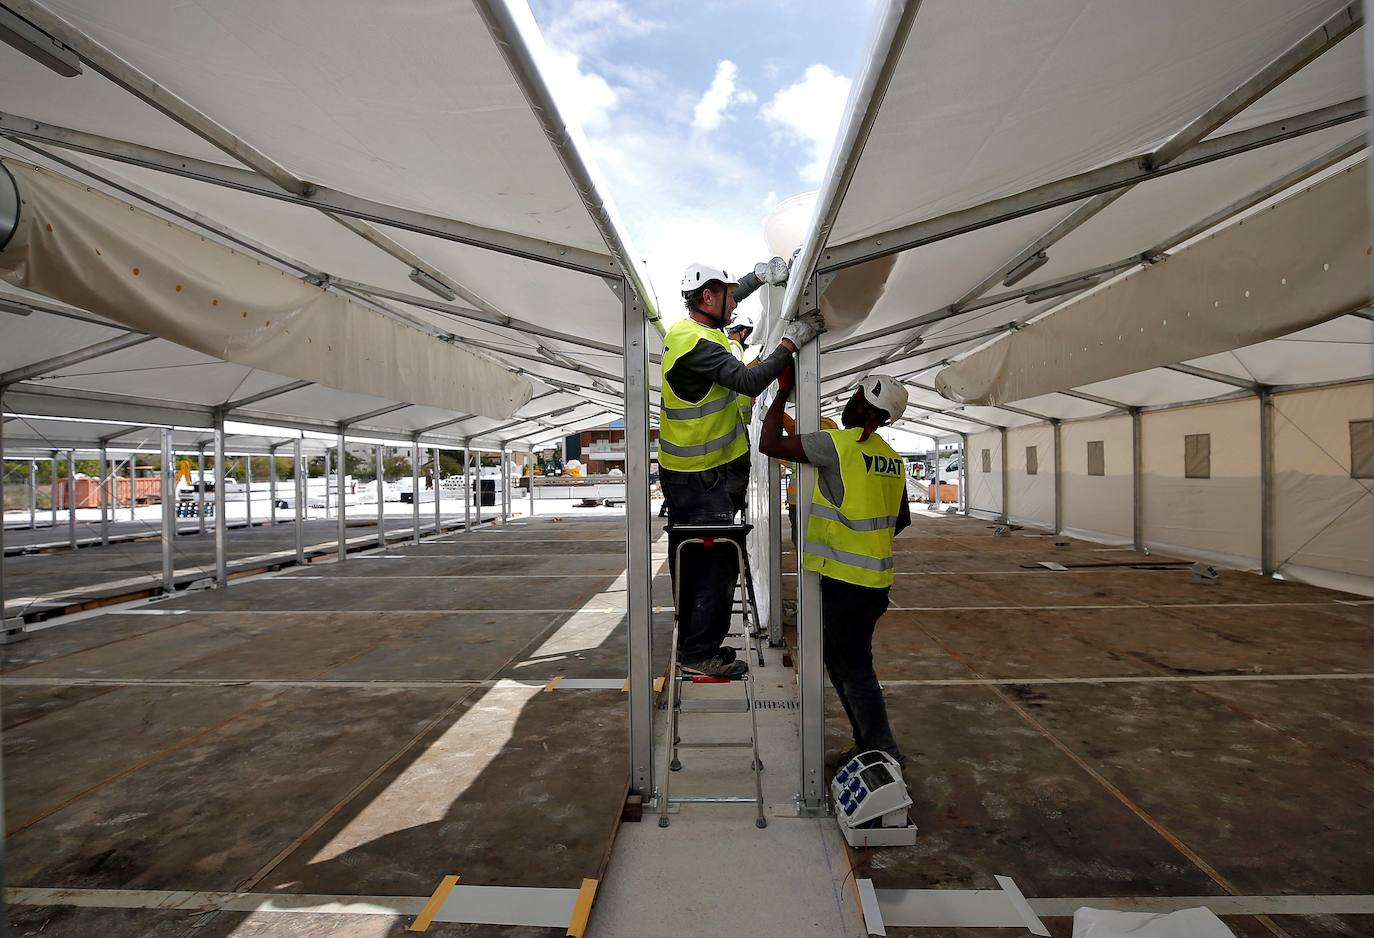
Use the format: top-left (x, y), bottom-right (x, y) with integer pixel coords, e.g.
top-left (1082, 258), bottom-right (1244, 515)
top-left (781, 310), bottom-right (826, 349)
top-left (754, 256), bottom-right (790, 286)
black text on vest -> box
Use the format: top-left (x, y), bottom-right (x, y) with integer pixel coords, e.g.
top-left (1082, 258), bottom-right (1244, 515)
top-left (862, 453), bottom-right (902, 476)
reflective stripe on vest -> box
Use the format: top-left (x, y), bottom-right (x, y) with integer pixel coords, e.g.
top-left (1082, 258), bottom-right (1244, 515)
top-left (658, 318), bottom-right (750, 472)
top-left (730, 338), bottom-right (755, 430)
top-left (802, 427), bottom-right (905, 588)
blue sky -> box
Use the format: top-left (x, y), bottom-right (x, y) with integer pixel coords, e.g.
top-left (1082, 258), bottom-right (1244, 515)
top-left (527, 0), bottom-right (878, 323)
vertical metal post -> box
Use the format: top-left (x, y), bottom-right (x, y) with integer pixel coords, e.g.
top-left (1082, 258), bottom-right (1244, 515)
top-left (245, 454), bottom-right (253, 529)
top-left (412, 441), bottom-right (422, 544)
top-left (214, 416), bottom-right (227, 587)
top-left (128, 453), bottom-right (136, 521)
top-left (196, 446), bottom-right (206, 535)
top-left (336, 433), bottom-right (347, 563)
top-left (1259, 389), bottom-right (1275, 575)
top-left (160, 428), bottom-right (175, 593)
top-left (294, 438), bottom-right (306, 566)
top-left (1052, 420), bottom-right (1064, 535)
top-left (620, 280), bottom-right (654, 797)
top-left (376, 444), bottom-right (386, 548)
top-left (324, 448), bottom-right (332, 516)
top-left (766, 454), bottom-right (783, 645)
top-left (29, 459), bottom-right (36, 529)
top-left (933, 441), bottom-right (943, 511)
top-left (959, 434), bottom-right (969, 514)
top-left (471, 447), bottom-right (480, 528)
top-left (66, 450), bottom-right (77, 548)
top-left (500, 447), bottom-right (509, 522)
top-left (433, 446), bottom-right (443, 534)
top-left (50, 453), bottom-right (58, 529)
top-left (1131, 408), bottom-right (1144, 552)
top-left (269, 445), bottom-right (278, 526)
top-left (99, 445), bottom-right (110, 545)
top-left (796, 285), bottom-right (826, 812)
top-left (998, 429), bottom-right (1009, 523)
top-left (527, 449), bottom-right (535, 518)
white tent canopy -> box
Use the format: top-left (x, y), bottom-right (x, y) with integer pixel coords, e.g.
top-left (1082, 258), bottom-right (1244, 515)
top-left (777, 0), bottom-right (1372, 591)
top-left (0, 0), bottom-right (654, 454)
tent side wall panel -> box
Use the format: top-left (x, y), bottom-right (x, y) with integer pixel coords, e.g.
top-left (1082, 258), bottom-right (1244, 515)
top-left (1060, 415), bottom-right (1133, 543)
top-left (1004, 423), bottom-right (1055, 530)
top-left (965, 429), bottom-right (1003, 518)
top-left (1272, 380), bottom-right (1374, 596)
top-left (1140, 398), bottom-right (1261, 569)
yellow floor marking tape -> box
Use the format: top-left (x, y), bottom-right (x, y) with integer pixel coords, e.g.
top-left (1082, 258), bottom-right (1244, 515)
top-left (544, 676), bottom-right (563, 693)
top-left (408, 874), bottom-right (459, 932)
top-left (566, 878), bottom-right (599, 937)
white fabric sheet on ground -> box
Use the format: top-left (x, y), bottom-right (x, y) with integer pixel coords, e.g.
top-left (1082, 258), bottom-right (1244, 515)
top-left (1073, 906), bottom-right (1234, 938)
top-left (0, 162), bottom-right (529, 419)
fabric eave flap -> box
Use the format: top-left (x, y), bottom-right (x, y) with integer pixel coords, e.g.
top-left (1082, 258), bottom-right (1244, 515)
top-left (0, 161), bottom-right (531, 419)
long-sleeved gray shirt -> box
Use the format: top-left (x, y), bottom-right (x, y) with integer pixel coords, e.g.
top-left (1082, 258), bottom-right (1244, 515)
top-left (663, 331), bottom-right (792, 404)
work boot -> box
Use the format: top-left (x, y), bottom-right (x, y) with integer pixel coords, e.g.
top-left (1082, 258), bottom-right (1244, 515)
top-left (715, 645), bottom-right (740, 663)
top-left (680, 651), bottom-right (748, 679)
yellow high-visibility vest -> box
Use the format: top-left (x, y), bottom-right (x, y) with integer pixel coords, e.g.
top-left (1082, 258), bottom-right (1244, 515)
top-left (802, 427), bottom-right (905, 588)
top-left (729, 337), bottom-right (755, 431)
top-left (658, 318), bottom-right (749, 472)
top-left (784, 415), bottom-right (837, 506)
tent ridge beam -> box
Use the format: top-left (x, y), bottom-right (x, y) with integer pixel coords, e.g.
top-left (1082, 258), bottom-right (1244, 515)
top-left (1163, 363), bottom-right (1261, 391)
top-left (338, 403), bottom-right (413, 430)
top-left (817, 97), bottom-right (1365, 275)
top-left (0, 333), bottom-right (154, 384)
top-left (0, 111), bottom-right (618, 278)
top-left (1056, 389), bottom-right (1131, 411)
top-left (223, 380), bottom-right (313, 412)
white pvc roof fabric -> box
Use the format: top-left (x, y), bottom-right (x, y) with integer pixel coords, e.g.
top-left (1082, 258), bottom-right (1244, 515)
top-left (0, 0), bottom-right (641, 454)
top-left (796, 0), bottom-right (1370, 437)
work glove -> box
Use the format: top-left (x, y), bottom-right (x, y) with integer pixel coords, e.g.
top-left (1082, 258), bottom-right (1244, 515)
top-left (755, 256), bottom-right (791, 286)
top-left (781, 310), bottom-right (826, 350)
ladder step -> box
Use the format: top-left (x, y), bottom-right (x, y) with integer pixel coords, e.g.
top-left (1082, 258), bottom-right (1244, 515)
top-left (676, 739), bottom-right (754, 748)
top-left (678, 700), bottom-right (751, 714)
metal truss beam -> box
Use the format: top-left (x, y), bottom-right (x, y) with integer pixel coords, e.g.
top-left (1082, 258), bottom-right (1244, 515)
top-left (338, 402), bottom-right (413, 429)
top-left (817, 97), bottom-right (1364, 276)
top-left (5, 383), bottom-right (214, 427)
top-left (224, 380), bottom-right (313, 412)
top-left (0, 333), bottom-right (154, 385)
top-left (1057, 389), bottom-right (1132, 411)
top-left (1163, 363), bottom-right (1261, 391)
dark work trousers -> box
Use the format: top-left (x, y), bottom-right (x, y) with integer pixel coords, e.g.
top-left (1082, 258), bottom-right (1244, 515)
top-left (821, 574), bottom-right (900, 757)
top-left (661, 456), bottom-right (746, 660)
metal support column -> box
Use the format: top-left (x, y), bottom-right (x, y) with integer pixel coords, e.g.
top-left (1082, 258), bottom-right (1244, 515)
top-left (196, 447), bottom-right (206, 535)
top-left (796, 304), bottom-right (826, 813)
top-left (50, 453), bottom-right (58, 530)
top-left (376, 444), bottom-right (385, 548)
top-left (1052, 420), bottom-right (1064, 534)
top-left (324, 449), bottom-right (332, 517)
top-left (29, 460), bottom-right (36, 529)
top-left (99, 445), bottom-right (110, 545)
top-left (128, 453), bottom-right (136, 521)
top-left (245, 454), bottom-right (253, 529)
top-left (66, 450), bottom-right (77, 549)
top-left (998, 429), bottom-right (1009, 523)
top-left (214, 416), bottom-right (227, 587)
top-left (269, 446), bottom-right (278, 526)
top-left (471, 447), bottom-right (480, 528)
top-left (294, 438), bottom-right (306, 566)
top-left (959, 434), bottom-right (969, 514)
top-left (1259, 389), bottom-right (1275, 575)
top-left (766, 455), bottom-right (784, 645)
top-left (336, 434), bottom-right (347, 563)
top-left (620, 280), bottom-right (654, 798)
top-left (527, 449), bottom-right (535, 518)
top-left (160, 428), bottom-right (175, 593)
top-left (412, 442), bottom-right (422, 545)
top-left (933, 442), bottom-right (943, 511)
top-left (433, 446), bottom-right (442, 534)
top-left (1131, 409), bottom-right (1144, 552)
top-left (500, 447), bottom-right (509, 522)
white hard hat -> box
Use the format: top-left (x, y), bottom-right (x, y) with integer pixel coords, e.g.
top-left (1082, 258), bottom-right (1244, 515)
top-left (859, 373), bottom-right (908, 424)
top-left (728, 311), bottom-right (756, 335)
top-left (680, 262), bottom-right (738, 294)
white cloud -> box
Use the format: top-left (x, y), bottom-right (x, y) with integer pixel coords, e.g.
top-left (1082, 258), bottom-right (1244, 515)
top-left (761, 63), bottom-right (852, 183)
top-left (544, 0), bottom-right (661, 54)
top-left (542, 46), bottom-right (620, 129)
top-left (691, 60), bottom-right (757, 134)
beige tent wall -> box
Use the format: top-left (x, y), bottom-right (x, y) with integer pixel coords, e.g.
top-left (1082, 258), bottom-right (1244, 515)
top-left (1060, 415), bottom-right (1133, 543)
top-left (1140, 398), bottom-right (1262, 569)
top-left (1272, 380), bottom-right (1374, 596)
top-left (1005, 423), bottom-right (1055, 530)
top-left (966, 429), bottom-right (1004, 518)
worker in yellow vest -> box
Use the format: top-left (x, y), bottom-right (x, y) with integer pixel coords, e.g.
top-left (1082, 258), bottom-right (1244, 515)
top-left (660, 262), bottom-right (824, 678)
top-left (760, 370), bottom-right (911, 764)
top-left (726, 311), bottom-right (757, 436)
top-left (782, 412), bottom-right (837, 547)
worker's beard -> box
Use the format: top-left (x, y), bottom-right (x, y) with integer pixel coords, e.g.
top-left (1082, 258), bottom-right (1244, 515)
top-left (841, 393), bottom-right (866, 430)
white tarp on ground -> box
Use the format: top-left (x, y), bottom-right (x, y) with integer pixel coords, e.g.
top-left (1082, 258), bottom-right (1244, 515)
top-left (937, 164), bottom-right (1372, 405)
top-left (0, 162), bottom-right (529, 419)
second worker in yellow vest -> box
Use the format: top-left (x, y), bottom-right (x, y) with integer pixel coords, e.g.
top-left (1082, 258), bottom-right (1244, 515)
top-left (660, 262), bottom-right (824, 678)
top-left (760, 370), bottom-right (912, 765)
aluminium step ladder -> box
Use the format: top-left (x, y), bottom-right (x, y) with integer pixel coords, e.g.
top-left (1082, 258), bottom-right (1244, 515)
top-left (658, 523), bottom-right (766, 829)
